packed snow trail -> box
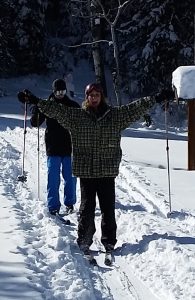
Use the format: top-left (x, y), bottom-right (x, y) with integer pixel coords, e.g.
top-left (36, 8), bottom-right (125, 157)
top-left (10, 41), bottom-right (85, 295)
top-left (1, 127), bottom-right (158, 299)
top-left (1, 126), bottom-right (195, 299)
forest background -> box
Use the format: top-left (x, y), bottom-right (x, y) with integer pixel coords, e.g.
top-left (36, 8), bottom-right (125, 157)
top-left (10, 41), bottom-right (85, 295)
top-left (0, 0), bottom-right (194, 103)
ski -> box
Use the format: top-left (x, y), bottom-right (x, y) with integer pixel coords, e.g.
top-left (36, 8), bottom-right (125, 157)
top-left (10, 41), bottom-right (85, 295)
top-left (104, 252), bottom-right (113, 266)
top-left (52, 213), bottom-right (71, 225)
top-left (83, 250), bottom-right (98, 266)
top-left (64, 207), bottom-right (74, 215)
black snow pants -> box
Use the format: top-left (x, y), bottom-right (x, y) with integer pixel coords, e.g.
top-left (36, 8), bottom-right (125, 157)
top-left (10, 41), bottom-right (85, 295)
top-left (77, 177), bottom-right (117, 251)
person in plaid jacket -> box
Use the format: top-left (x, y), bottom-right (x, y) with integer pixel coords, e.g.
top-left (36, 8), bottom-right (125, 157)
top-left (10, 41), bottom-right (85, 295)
top-left (18, 83), bottom-right (173, 254)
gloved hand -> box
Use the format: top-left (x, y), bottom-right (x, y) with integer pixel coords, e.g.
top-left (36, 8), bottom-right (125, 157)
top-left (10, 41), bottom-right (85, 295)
top-left (155, 89), bottom-right (175, 103)
top-left (17, 89), bottom-right (40, 104)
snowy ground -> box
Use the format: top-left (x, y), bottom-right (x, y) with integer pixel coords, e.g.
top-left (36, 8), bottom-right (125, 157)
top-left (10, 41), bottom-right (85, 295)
top-left (0, 75), bottom-right (195, 300)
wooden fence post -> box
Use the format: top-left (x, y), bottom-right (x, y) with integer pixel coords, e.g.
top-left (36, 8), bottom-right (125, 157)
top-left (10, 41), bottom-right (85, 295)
top-left (188, 99), bottom-right (195, 170)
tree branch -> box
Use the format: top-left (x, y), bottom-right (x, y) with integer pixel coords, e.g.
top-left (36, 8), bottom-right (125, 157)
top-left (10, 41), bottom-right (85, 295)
top-left (61, 39), bottom-right (112, 48)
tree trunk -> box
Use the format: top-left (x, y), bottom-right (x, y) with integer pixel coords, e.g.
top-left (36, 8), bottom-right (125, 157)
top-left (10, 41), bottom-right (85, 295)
top-left (90, 2), bottom-right (107, 97)
top-left (110, 25), bottom-right (121, 106)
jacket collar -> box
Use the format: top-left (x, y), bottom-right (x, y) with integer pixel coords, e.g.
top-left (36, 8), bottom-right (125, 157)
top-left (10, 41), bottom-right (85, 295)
top-left (84, 103), bottom-right (111, 121)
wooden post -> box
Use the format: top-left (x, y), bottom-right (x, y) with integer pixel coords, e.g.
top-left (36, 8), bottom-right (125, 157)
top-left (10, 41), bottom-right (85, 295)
top-left (188, 100), bottom-right (195, 170)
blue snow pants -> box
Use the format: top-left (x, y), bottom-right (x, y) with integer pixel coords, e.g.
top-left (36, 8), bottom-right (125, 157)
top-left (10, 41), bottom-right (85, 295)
top-left (47, 156), bottom-right (76, 212)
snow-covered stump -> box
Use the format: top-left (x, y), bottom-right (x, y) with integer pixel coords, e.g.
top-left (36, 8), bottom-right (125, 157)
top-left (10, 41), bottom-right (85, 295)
top-left (172, 66), bottom-right (195, 170)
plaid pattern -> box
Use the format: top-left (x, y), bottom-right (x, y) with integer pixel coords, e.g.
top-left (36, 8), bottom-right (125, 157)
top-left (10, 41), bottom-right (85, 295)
top-left (38, 96), bottom-right (156, 178)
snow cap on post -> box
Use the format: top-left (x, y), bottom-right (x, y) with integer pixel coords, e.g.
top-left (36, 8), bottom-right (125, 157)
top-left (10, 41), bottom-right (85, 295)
top-left (172, 66), bottom-right (195, 101)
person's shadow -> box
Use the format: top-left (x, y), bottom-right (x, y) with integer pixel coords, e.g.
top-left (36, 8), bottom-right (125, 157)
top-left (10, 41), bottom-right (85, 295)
top-left (114, 232), bottom-right (195, 256)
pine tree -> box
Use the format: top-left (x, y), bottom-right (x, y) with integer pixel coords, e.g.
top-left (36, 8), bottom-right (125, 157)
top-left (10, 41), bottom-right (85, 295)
top-left (116, 0), bottom-right (194, 96)
top-left (0, 1), bottom-right (16, 76)
top-left (12, 0), bottom-right (47, 74)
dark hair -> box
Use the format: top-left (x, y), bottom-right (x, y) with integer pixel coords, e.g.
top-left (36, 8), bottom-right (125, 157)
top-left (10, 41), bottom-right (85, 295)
top-left (52, 79), bottom-right (66, 92)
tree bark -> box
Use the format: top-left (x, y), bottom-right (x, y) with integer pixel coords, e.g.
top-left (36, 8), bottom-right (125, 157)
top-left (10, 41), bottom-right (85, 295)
top-left (90, 2), bottom-right (107, 97)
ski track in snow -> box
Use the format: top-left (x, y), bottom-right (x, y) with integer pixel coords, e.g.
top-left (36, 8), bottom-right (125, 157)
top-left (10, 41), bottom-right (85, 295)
top-left (1, 126), bottom-right (195, 299)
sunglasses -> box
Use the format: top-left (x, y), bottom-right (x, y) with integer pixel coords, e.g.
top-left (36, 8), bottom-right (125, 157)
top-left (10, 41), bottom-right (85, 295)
top-left (54, 90), bottom-right (66, 96)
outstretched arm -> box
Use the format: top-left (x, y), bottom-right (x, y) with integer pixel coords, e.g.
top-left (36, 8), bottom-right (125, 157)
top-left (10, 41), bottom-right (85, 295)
top-left (37, 100), bottom-right (75, 129)
top-left (18, 89), bottom-right (79, 129)
top-left (116, 89), bottom-right (175, 130)
top-left (117, 96), bottom-right (156, 130)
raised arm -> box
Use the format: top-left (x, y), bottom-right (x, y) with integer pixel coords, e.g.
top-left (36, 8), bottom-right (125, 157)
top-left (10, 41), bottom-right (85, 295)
top-left (115, 89), bottom-right (175, 130)
top-left (18, 89), bottom-right (79, 130)
top-left (37, 100), bottom-right (77, 130)
top-left (116, 96), bottom-right (156, 130)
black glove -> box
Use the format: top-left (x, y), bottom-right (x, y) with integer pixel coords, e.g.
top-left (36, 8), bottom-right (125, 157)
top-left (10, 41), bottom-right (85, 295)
top-left (17, 89), bottom-right (40, 104)
top-left (155, 89), bottom-right (175, 103)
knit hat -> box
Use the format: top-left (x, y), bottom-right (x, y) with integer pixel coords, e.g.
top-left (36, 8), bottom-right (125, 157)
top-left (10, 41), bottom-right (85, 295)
top-left (52, 79), bottom-right (67, 92)
top-left (85, 83), bottom-right (103, 97)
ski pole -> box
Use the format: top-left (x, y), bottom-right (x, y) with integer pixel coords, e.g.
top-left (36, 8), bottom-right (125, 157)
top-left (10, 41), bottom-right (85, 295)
top-left (37, 112), bottom-right (40, 200)
top-left (18, 102), bottom-right (28, 182)
top-left (164, 98), bottom-right (172, 217)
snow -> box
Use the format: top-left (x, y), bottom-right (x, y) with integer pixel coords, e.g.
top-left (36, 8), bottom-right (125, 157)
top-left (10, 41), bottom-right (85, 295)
top-left (172, 66), bottom-right (195, 100)
top-left (0, 72), bottom-right (195, 300)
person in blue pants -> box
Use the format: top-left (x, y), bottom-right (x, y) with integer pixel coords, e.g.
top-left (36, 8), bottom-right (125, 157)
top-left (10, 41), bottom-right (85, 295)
top-left (47, 156), bottom-right (77, 213)
top-left (30, 79), bottom-right (80, 215)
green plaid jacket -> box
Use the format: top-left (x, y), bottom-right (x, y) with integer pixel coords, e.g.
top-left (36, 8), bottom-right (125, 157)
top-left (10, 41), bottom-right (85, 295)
top-left (38, 96), bottom-right (156, 178)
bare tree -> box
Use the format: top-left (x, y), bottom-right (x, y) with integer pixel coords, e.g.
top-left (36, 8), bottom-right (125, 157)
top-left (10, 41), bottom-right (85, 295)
top-left (68, 0), bottom-right (131, 104)
top-left (96, 0), bottom-right (131, 105)
top-left (90, 0), bottom-right (107, 96)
